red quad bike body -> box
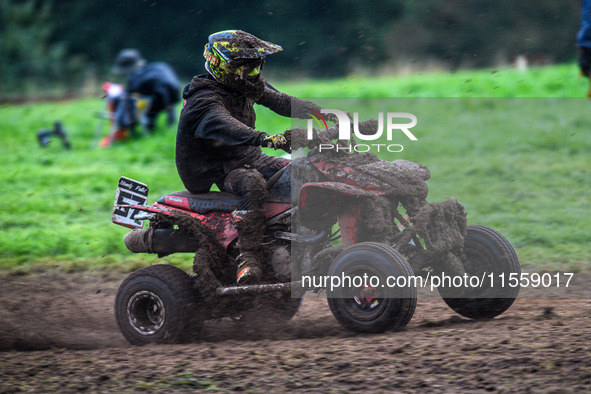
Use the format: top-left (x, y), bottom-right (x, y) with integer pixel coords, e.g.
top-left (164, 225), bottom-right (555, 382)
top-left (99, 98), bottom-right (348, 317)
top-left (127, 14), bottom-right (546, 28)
top-left (112, 131), bottom-right (521, 345)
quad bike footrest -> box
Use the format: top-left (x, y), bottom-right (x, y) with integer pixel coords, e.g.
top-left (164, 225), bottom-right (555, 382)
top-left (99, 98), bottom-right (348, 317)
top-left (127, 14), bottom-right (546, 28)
top-left (216, 281), bottom-right (303, 297)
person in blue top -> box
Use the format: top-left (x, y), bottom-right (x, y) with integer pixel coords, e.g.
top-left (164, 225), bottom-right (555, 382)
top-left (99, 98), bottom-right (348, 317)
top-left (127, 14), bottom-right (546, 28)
top-left (577, 0), bottom-right (591, 79)
top-left (113, 49), bottom-right (181, 133)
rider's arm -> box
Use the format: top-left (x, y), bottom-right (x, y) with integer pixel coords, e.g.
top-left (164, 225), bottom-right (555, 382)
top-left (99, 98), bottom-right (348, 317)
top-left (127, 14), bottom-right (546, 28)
top-left (255, 84), bottom-right (323, 119)
top-left (187, 100), bottom-right (267, 146)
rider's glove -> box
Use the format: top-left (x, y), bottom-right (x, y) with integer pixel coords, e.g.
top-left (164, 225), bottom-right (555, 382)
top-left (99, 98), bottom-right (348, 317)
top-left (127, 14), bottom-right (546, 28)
top-left (579, 47), bottom-right (591, 78)
top-left (323, 112), bottom-right (339, 123)
top-left (259, 133), bottom-right (291, 153)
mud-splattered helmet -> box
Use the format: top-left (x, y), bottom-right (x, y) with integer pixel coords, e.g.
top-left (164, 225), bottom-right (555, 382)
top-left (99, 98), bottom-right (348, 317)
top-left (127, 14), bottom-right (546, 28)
top-left (113, 49), bottom-right (146, 74)
top-left (203, 30), bottom-right (282, 92)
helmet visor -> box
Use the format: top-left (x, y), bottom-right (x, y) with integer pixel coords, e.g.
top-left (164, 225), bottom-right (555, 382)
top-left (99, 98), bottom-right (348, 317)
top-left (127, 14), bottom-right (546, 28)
top-left (220, 59), bottom-right (263, 80)
top-left (239, 63), bottom-right (261, 79)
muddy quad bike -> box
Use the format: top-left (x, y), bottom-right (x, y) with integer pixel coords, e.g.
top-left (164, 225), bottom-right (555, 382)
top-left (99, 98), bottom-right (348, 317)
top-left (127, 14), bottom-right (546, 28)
top-left (111, 124), bottom-right (520, 345)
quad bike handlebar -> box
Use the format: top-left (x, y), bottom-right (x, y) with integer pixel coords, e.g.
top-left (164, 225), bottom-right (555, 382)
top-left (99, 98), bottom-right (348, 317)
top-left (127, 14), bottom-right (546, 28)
top-left (285, 116), bottom-right (375, 152)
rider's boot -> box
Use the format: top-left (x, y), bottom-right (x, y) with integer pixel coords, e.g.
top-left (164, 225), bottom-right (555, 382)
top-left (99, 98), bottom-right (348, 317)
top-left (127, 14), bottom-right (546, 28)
top-left (233, 209), bottom-right (265, 285)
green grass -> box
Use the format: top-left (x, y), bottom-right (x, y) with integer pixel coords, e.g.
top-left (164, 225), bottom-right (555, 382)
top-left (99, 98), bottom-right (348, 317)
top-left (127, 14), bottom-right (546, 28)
top-left (274, 63), bottom-right (588, 98)
top-left (0, 63), bottom-right (589, 274)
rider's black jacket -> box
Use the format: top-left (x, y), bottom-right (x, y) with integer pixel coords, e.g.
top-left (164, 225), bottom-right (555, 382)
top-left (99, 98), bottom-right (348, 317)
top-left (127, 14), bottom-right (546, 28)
top-left (176, 74), bottom-right (315, 194)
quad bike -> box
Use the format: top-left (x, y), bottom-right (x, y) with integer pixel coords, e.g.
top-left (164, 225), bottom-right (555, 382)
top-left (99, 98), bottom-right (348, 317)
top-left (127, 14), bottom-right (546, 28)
top-left (94, 82), bottom-right (152, 148)
top-left (111, 123), bottom-right (521, 345)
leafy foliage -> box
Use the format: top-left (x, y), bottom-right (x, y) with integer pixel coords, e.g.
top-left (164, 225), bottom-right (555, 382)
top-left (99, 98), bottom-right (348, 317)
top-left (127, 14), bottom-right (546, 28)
top-left (0, 0), bottom-right (583, 98)
top-left (0, 0), bottom-right (84, 96)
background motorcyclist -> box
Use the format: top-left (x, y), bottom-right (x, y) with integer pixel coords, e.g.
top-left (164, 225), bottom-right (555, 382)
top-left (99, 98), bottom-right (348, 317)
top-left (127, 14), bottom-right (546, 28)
top-left (176, 30), bottom-right (326, 285)
top-left (113, 48), bottom-right (181, 133)
top-left (578, 0), bottom-right (591, 96)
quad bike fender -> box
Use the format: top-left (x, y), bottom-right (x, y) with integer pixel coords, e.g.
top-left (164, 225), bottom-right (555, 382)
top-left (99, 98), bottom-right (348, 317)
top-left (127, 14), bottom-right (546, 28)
top-left (119, 201), bottom-right (292, 254)
top-left (299, 182), bottom-right (383, 208)
top-left (298, 182), bottom-right (384, 246)
top-left (309, 157), bottom-right (385, 192)
top-left (119, 203), bottom-right (238, 252)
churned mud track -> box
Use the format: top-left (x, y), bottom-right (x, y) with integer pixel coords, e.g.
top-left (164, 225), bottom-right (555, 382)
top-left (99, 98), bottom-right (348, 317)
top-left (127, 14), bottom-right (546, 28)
top-left (0, 272), bottom-right (590, 392)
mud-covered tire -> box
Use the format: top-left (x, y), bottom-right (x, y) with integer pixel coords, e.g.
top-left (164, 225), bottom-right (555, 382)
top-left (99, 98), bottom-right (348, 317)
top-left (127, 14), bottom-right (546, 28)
top-left (440, 225), bottom-right (521, 319)
top-left (327, 242), bottom-right (417, 333)
top-left (115, 264), bottom-right (202, 345)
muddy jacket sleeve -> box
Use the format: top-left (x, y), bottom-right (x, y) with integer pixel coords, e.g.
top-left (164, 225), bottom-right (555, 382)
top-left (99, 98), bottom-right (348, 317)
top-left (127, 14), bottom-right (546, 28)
top-left (192, 99), bottom-right (266, 146)
top-left (256, 84), bottom-right (322, 119)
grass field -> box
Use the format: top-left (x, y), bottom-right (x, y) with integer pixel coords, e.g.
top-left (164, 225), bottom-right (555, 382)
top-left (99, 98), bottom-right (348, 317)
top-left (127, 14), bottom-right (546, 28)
top-left (0, 64), bottom-right (589, 274)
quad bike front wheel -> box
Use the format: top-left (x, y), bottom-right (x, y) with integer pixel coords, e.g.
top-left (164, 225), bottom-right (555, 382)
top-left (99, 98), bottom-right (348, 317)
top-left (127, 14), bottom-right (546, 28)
top-left (115, 264), bottom-right (202, 345)
top-left (439, 225), bottom-right (521, 319)
top-left (327, 242), bottom-right (417, 333)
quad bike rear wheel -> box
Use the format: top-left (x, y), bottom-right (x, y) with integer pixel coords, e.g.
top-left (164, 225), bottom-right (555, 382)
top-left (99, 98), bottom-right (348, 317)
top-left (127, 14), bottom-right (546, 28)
top-left (439, 225), bottom-right (521, 319)
top-left (327, 242), bottom-right (417, 333)
top-left (115, 264), bottom-right (202, 345)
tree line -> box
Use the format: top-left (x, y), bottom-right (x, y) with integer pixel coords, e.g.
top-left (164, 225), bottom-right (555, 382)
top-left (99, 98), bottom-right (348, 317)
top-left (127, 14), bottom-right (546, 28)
top-left (0, 0), bottom-right (581, 98)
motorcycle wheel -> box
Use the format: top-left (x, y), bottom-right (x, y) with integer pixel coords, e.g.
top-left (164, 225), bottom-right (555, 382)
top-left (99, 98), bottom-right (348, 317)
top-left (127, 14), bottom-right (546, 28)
top-left (439, 225), bottom-right (521, 319)
top-left (115, 264), bottom-right (202, 345)
top-left (327, 242), bottom-right (417, 333)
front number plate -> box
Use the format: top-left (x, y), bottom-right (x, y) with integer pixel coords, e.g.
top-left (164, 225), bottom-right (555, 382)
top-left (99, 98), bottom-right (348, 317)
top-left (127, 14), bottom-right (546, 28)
top-left (112, 177), bottom-right (149, 229)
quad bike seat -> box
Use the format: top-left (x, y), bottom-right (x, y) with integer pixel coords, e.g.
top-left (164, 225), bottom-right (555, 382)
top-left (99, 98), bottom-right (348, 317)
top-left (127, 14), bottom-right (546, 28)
top-left (157, 191), bottom-right (241, 214)
top-left (157, 165), bottom-right (292, 214)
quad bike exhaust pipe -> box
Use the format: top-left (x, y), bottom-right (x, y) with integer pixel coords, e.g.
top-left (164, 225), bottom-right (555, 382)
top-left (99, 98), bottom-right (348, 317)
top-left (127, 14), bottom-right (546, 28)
top-left (124, 228), bottom-right (328, 255)
top-left (124, 228), bottom-right (200, 255)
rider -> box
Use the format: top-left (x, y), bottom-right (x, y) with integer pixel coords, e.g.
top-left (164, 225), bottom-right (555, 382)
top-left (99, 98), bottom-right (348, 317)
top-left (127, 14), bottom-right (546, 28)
top-left (113, 48), bottom-right (181, 133)
top-left (176, 30), bottom-right (327, 285)
top-left (578, 0), bottom-right (591, 91)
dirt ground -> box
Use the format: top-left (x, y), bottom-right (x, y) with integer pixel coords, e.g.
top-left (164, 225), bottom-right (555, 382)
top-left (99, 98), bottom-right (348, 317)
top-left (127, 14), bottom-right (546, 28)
top-left (0, 271), bottom-right (590, 393)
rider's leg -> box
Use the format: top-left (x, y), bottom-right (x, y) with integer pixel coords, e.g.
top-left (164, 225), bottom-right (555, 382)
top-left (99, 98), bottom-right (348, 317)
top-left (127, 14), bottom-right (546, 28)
top-left (251, 154), bottom-right (290, 179)
top-left (224, 168), bottom-right (268, 285)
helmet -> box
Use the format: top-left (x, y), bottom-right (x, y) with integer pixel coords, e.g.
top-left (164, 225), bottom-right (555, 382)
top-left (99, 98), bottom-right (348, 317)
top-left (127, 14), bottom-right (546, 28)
top-left (113, 49), bottom-right (146, 74)
top-left (203, 30), bottom-right (282, 93)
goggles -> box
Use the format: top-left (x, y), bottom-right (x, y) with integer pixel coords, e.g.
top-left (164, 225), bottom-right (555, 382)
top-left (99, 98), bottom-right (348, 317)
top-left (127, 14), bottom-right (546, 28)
top-left (204, 45), bottom-right (263, 79)
top-left (225, 61), bottom-right (261, 79)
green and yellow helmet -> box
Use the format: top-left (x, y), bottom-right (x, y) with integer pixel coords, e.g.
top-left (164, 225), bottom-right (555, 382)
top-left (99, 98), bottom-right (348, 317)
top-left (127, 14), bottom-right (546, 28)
top-left (203, 30), bottom-right (282, 91)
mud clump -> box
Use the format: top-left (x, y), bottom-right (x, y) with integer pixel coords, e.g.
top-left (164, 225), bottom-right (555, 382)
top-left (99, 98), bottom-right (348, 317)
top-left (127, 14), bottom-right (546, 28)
top-left (160, 210), bottom-right (225, 303)
top-left (406, 199), bottom-right (467, 253)
top-left (292, 149), bottom-right (466, 260)
top-left (357, 195), bottom-right (396, 244)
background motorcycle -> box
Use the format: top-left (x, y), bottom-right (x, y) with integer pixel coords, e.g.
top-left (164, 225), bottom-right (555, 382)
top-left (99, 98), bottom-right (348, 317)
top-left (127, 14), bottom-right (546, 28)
top-left (94, 82), bottom-right (152, 148)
